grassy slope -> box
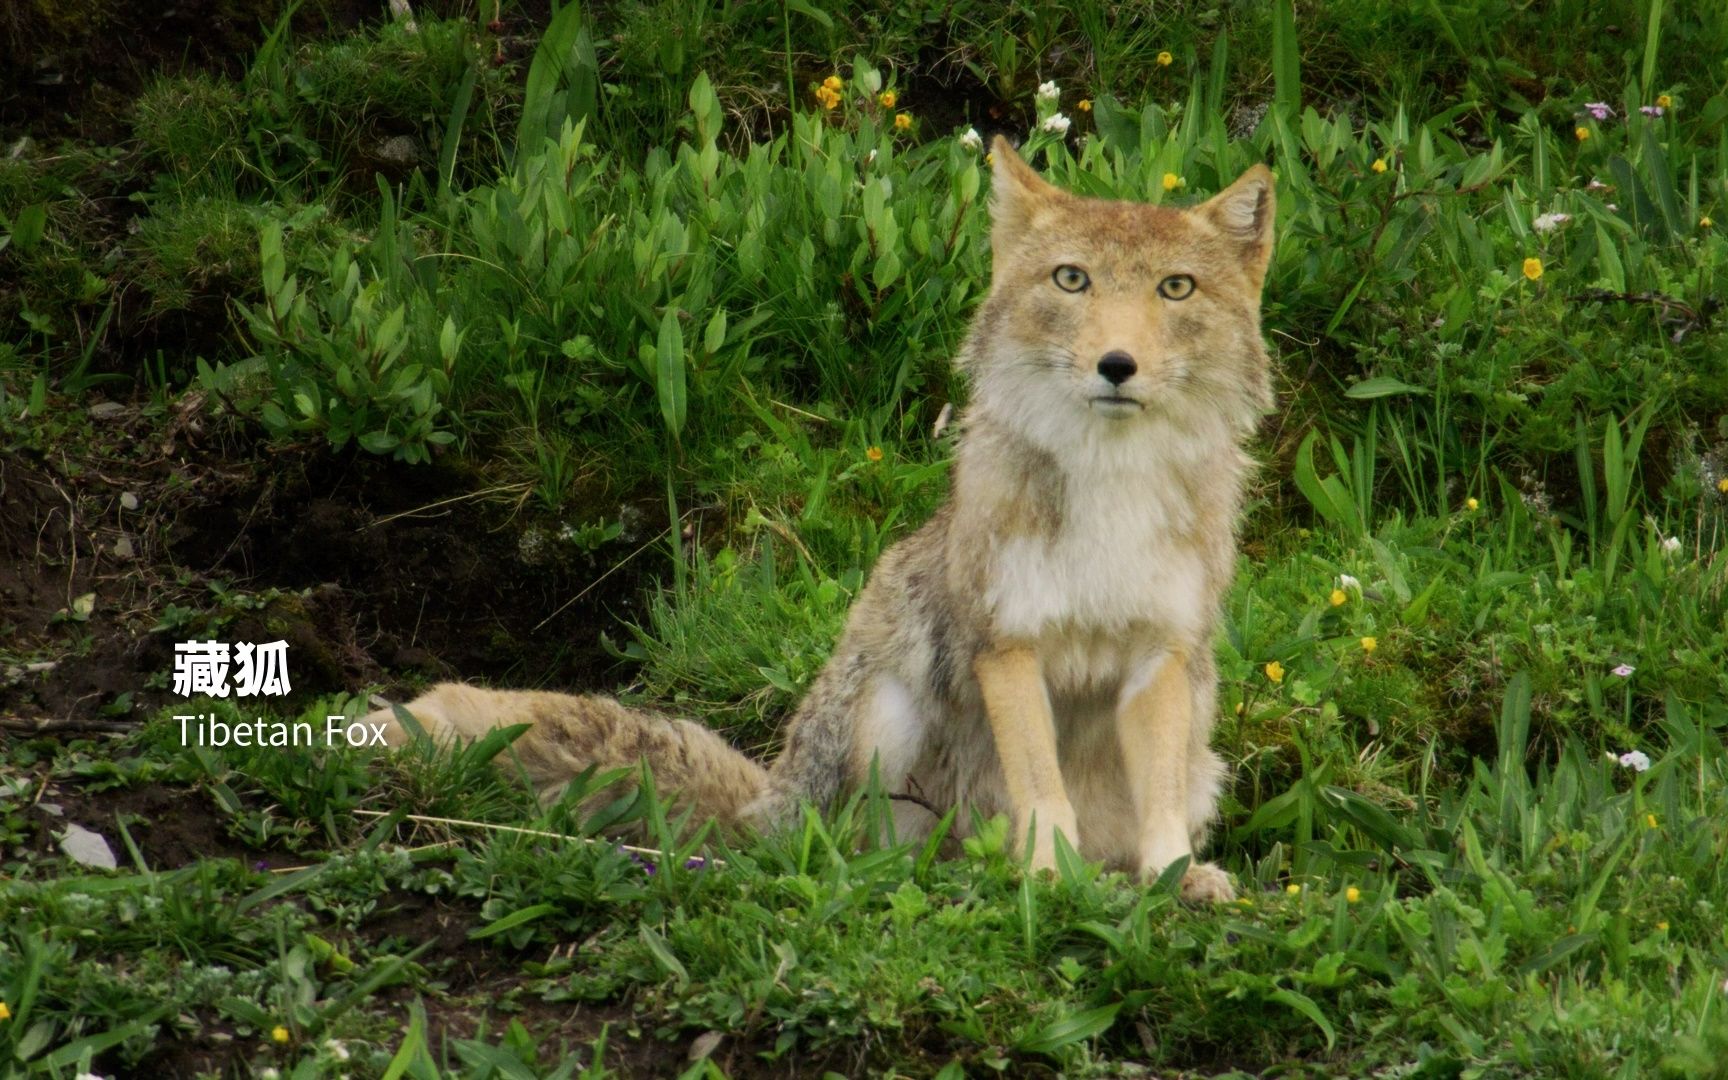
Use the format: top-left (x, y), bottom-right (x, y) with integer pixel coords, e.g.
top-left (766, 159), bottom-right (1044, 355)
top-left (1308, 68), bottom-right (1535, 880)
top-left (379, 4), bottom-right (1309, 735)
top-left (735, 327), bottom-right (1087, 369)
top-left (4, 1), bottom-right (1728, 1077)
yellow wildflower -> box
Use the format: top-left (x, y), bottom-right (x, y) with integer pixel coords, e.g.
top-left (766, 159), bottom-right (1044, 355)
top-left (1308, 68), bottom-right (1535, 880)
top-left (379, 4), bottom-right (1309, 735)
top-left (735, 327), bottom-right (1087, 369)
top-left (1656, 94), bottom-right (1672, 109)
top-left (1264, 660), bottom-right (1285, 684)
top-left (1575, 125), bottom-right (1590, 141)
top-left (0, 1001), bottom-right (10, 1021)
top-left (1162, 172), bottom-right (1181, 191)
top-left (1330, 589), bottom-right (1347, 607)
top-left (1345, 886), bottom-right (1361, 904)
top-left (1077, 98), bottom-right (1092, 112)
top-left (1465, 497), bottom-right (1479, 511)
top-left (271, 1025), bottom-right (291, 1044)
top-left (1286, 883), bottom-right (1302, 895)
top-left (1702, 216), bottom-right (1714, 228)
top-left (823, 75), bottom-right (843, 91)
top-left (879, 89), bottom-right (897, 109)
top-left (866, 445), bottom-right (883, 462)
top-left (1156, 50), bottom-right (1174, 67)
top-left (1360, 636), bottom-right (1378, 654)
top-left (815, 85), bottom-right (841, 110)
top-left (984, 152), bottom-right (994, 166)
top-left (1522, 257), bottom-right (1544, 281)
top-left (894, 112), bottom-right (912, 131)
top-left (1371, 157), bottom-right (1388, 173)
top-left (1646, 813), bottom-right (1659, 829)
top-left (1657, 920), bottom-right (1670, 931)
top-left (1717, 477), bottom-right (1728, 494)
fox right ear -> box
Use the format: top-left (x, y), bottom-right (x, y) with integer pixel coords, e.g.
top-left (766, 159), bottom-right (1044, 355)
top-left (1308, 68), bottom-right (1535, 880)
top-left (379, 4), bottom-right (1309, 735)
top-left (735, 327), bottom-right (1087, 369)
top-left (1199, 164), bottom-right (1276, 279)
top-left (989, 135), bottom-right (1060, 238)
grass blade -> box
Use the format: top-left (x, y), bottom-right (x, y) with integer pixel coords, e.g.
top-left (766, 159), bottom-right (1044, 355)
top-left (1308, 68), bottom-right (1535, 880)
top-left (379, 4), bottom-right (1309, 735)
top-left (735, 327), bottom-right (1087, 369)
top-left (1270, 0), bottom-right (1301, 116)
top-left (1015, 1002), bottom-right (1122, 1055)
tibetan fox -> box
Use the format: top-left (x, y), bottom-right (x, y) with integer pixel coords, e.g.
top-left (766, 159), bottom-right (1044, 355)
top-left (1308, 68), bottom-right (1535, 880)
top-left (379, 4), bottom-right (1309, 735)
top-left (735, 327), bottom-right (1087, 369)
top-left (368, 137), bottom-right (1275, 902)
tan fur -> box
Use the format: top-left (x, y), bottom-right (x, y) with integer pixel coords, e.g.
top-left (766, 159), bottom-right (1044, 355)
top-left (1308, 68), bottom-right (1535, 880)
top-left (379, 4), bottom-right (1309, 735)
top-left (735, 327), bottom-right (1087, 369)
top-left (368, 139), bottom-right (1275, 901)
top-left (370, 682), bottom-right (768, 839)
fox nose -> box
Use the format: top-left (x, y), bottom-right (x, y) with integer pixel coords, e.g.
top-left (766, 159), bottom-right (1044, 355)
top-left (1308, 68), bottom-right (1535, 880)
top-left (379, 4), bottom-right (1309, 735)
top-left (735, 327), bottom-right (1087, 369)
top-left (1097, 351), bottom-right (1137, 385)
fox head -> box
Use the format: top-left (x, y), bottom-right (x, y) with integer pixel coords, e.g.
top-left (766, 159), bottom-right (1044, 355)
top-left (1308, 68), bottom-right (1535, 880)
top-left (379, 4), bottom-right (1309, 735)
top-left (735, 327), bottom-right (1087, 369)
top-left (961, 136), bottom-right (1275, 459)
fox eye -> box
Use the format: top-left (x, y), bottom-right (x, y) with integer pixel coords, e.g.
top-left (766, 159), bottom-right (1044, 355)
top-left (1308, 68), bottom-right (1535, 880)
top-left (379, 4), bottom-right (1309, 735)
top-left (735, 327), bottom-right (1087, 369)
top-left (1052, 265), bottom-right (1090, 292)
top-left (1158, 274), bottom-right (1196, 300)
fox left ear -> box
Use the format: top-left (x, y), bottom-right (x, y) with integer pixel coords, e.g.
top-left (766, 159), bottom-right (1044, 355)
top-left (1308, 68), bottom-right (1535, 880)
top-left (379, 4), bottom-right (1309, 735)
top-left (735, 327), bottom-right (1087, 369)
top-left (1200, 164), bottom-right (1276, 280)
top-left (989, 135), bottom-right (1061, 240)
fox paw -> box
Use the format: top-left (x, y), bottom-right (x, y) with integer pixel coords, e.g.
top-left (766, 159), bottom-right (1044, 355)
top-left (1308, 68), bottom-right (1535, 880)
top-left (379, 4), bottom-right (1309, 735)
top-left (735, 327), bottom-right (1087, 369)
top-left (1178, 862), bottom-right (1236, 904)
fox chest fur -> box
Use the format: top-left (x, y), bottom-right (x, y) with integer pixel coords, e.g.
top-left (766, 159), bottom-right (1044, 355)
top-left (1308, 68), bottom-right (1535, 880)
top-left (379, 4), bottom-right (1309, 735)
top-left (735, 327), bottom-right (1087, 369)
top-left (948, 413), bottom-right (1245, 698)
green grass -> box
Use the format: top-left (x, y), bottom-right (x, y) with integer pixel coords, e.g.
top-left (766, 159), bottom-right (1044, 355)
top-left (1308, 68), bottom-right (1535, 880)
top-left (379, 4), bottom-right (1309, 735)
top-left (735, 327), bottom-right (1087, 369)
top-left (4, 663), bottom-right (1727, 1075)
top-left (4, 0), bottom-right (1728, 1075)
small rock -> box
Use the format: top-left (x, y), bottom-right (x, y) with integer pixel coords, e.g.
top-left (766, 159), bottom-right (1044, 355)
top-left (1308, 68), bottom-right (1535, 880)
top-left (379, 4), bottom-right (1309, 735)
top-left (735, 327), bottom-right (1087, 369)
top-left (87, 402), bottom-right (127, 421)
top-left (119, 492), bottom-right (139, 511)
top-left (113, 535), bottom-right (135, 559)
top-left (59, 823), bottom-right (117, 870)
top-left (376, 135), bottom-right (420, 165)
top-left (687, 1031), bottom-right (724, 1062)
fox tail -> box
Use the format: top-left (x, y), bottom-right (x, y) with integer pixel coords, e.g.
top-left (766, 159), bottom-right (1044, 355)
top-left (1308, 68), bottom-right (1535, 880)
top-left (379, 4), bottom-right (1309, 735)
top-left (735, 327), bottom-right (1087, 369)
top-left (365, 682), bottom-right (771, 838)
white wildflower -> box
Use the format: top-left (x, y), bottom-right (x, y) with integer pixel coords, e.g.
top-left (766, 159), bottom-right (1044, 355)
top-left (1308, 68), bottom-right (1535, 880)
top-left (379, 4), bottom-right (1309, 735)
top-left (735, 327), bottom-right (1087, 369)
top-left (1661, 535), bottom-right (1682, 554)
top-left (1532, 212), bottom-right (1572, 233)
top-left (1042, 113), bottom-right (1071, 134)
top-left (959, 127), bottom-right (983, 153)
top-left (1337, 574), bottom-right (1361, 591)
top-left (1037, 80), bottom-right (1060, 102)
top-left (1617, 750), bottom-right (1650, 772)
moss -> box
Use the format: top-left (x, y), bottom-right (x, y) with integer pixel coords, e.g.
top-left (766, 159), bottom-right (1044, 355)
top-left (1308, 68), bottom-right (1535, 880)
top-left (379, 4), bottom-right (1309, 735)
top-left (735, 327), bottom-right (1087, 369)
top-left (296, 19), bottom-right (487, 132)
top-left (132, 75), bottom-right (247, 184)
top-left (126, 197), bottom-right (343, 320)
top-left (23, 0), bottom-right (112, 39)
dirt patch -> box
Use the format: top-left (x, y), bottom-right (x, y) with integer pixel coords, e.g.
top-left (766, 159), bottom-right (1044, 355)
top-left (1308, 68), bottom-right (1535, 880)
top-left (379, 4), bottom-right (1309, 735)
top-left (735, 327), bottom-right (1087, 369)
top-left (0, 0), bottom-right (407, 146)
top-left (1, 402), bottom-right (649, 728)
top-left (365, 889), bottom-right (522, 989)
top-left (20, 776), bottom-right (291, 872)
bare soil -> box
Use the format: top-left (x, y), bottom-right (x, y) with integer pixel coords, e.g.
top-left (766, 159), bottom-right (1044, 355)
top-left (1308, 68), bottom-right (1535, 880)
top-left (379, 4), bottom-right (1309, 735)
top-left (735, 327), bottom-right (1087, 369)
top-left (0, 401), bottom-right (649, 728)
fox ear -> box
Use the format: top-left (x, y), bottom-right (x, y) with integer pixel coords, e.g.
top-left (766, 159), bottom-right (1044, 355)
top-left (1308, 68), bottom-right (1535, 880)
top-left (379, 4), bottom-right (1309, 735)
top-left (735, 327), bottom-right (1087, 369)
top-left (989, 135), bottom-right (1060, 238)
top-left (1200, 164), bottom-right (1276, 278)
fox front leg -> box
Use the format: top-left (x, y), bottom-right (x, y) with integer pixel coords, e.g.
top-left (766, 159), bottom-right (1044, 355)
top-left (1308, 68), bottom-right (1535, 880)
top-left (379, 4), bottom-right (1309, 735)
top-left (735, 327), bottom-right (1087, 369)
top-left (1116, 651), bottom-right (1235, 902)
top-left (974, 646), bottom-right (1079, 872)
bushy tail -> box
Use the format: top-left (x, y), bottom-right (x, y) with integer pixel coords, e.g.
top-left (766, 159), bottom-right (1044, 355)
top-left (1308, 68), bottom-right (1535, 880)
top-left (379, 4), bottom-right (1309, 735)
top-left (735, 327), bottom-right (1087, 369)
top-left (366, 682), bottom-right (770, 837)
